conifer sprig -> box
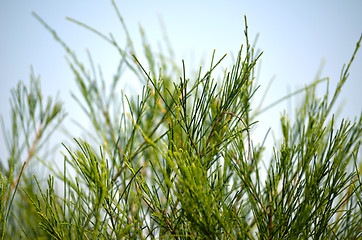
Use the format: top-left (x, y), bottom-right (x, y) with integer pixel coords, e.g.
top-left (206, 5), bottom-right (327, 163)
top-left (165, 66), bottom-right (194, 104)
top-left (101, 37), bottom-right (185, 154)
top-left (1, 2), bottom-right (361, 239)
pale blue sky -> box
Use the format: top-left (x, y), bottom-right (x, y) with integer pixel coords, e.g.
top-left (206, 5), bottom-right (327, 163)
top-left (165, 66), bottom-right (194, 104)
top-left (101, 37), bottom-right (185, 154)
top-left (1, 1), bottom-right (362, 159)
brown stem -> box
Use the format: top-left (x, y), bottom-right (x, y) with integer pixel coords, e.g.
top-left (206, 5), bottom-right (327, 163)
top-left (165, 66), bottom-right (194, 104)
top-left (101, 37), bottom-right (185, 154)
top-left (5, 123), bottom-right (42, 202)
top-left (111, 164), bottom-right (127, 183)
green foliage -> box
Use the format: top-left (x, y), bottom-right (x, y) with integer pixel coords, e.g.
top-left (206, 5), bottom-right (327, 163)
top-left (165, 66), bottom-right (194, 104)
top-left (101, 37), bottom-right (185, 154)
top-left (1, 2), bottom-right (362, 239)
top-left (0, 68), bottom-right (66, 238)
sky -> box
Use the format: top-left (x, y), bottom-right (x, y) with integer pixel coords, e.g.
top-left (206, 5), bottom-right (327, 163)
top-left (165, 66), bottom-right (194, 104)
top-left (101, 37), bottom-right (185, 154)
top-left (1, 1), bottom-right (362, 162)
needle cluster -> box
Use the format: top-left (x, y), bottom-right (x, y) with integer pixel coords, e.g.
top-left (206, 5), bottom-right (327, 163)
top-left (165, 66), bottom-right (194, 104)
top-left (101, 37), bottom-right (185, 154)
top-left (1, 2), bottom-right (361, 239)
